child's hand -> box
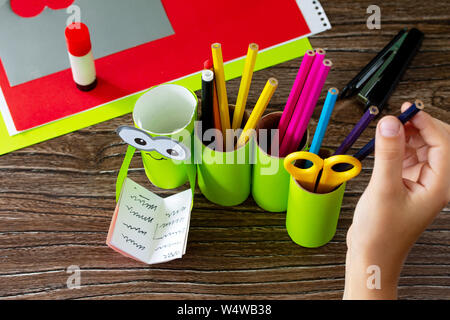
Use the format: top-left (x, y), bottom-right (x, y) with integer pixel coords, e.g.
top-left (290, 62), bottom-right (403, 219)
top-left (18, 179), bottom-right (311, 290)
top-left (344, 102), bottom-right (450, 299)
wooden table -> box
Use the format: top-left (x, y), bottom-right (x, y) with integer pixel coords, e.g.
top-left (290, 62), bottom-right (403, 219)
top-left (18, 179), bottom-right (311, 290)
top-left (0, 0), bottom-right (448, 299)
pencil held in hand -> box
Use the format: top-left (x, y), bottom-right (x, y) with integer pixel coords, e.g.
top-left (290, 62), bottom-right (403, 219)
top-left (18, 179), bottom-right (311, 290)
top-left (232, 43), bottom-right (259, 130)
top-left (237, 78), bottom-right (278, 148)
top-left (354, 100), bottom-right (424, 161)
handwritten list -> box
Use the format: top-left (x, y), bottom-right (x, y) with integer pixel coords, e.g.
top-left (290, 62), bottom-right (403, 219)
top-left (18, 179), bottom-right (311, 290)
top-left (107, 178), bottom-right (192, 264)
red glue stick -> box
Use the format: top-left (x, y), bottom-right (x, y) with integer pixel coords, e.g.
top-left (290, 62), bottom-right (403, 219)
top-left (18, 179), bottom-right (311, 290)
top-left (65, 22), bottom-right (97, 91)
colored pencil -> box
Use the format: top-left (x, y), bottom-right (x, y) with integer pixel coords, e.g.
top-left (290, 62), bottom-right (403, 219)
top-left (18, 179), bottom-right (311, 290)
top-left (353, 100), bottom-right (424, 161)
top-left (236, 78), bottom-right (278, 148)
top-left (309, 87), bottom-right (339, 155)
top-left (279, 49), bottom-right (325, 151)
top-left (203, 59), bottom-right (222, 132)
top-left (278, 49), bottom-right (315, 141)
top-left (201, 69), bottom-right (214, 131)
top-left (280, 58), bottom-right (331, 157)
top-left (232, 43), bottom-right (259, 130)
top-left (333, 106), bottom-right (379, 155)
top-left (204, 59), bottom-right (222, 132)
top-left (211, 43), bottom-right (231, 143)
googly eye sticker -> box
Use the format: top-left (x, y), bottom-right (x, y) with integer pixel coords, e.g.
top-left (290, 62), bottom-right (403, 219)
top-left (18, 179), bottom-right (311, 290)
top-left (116, 126), bottom-right (190, 161)
top-left (150, 138), bottom-right (189, 161)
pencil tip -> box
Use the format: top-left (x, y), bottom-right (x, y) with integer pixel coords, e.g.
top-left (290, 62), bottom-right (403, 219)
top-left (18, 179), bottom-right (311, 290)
top-left (329, 87), bottom-right (339, 95)
top-left (369, 106), bottom-right (379, 115)
top-left (415, 100), bottom-right (424, 110)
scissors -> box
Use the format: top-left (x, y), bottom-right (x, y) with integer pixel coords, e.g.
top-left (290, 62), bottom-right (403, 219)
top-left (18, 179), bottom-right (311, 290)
top-left (284, 151), bottom-right (362, 193)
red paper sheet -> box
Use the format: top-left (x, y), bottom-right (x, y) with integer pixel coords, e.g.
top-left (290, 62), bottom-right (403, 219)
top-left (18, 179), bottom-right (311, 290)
top-left (0, 0), bottom-right (310, 133)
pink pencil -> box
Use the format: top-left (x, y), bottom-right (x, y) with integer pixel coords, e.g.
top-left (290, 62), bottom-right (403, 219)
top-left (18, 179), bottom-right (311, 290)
top-left (278, 49), bottom-right (315, 141)
top-left (279, 49), bottom-right (326, 152)
top-left (280, 59), bottom-right (332, 157)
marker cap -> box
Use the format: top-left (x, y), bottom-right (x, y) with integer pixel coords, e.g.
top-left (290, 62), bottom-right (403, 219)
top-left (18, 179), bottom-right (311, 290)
top-left (203, 59), bottom-right (213, 70)
top-left (202, 69), bottom-right (214, 82)
top-left (65, 22), bottom-right (92, 57)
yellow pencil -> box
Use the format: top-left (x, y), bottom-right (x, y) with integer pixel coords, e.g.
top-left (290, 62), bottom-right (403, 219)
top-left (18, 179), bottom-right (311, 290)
top-left (232, 43), bottom-right (259, 130)
top-left (237, 78), bottom-right (278, 148)
top-left (211, 43), bottom-right (230, 142)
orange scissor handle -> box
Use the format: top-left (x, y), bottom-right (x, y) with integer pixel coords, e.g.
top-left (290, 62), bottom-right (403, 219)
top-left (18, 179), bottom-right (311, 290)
top-left (316, 155), bottom-right (362, 193)
top-left (284, 151), bottom-right (323, 192)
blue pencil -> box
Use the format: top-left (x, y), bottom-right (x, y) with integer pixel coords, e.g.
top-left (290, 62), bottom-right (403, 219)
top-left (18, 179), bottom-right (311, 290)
top-left (309, 88), bottom-right (339, 154)
top-left (354, 100), bottom-right (424, 161)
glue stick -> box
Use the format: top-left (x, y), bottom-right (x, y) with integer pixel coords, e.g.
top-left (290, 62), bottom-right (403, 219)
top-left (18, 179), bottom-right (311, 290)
top-left (64, 22), bottom-right (97, 91)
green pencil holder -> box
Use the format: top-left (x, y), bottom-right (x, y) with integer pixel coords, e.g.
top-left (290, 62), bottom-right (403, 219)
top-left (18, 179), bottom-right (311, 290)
top-left (285, 149), bottom-right (346, 247)
top-left (133, 84), bottom-right (198, 189)
top-left (252, 112), bottom-right (309, 212)
top-left (196, 105), bottom-right (251, 206)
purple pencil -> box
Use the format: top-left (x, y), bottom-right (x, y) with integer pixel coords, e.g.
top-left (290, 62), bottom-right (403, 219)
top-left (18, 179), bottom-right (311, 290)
top-left (280, 59), bottom-right (332, 157)
top-left (333, 106), bottom-right (379, 155)
top-left (279, 49), bottom-right (326, 150)
top-left (278, 49), bottom-right (315, 141)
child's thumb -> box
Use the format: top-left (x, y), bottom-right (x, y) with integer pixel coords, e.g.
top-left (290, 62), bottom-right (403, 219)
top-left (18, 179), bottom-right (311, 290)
top-left (372, 116), bottom-right (405, 189)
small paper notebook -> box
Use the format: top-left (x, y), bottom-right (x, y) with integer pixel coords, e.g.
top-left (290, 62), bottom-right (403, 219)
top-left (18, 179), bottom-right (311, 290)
top-left (107, 178), bottom-right (192, 264)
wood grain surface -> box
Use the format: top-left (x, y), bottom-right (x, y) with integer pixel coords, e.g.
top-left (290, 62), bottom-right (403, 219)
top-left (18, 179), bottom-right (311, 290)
top-left (0, 0), bottom-right (449, 300)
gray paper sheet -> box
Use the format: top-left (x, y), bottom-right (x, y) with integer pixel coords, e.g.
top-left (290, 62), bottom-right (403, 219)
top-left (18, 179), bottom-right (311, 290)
top-left (0, 0), bottom-right (174, 86)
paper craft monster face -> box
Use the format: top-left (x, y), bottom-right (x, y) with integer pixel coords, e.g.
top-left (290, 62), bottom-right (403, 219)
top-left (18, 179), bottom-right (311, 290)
top-left (10, 0), bottom-right (75, 18)
top-left (117, 126), bottom-right (190, 162)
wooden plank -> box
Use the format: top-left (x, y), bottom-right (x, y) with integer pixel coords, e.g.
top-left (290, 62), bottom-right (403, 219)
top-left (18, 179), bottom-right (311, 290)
top-left (0, 0), bottom-right (448, 299)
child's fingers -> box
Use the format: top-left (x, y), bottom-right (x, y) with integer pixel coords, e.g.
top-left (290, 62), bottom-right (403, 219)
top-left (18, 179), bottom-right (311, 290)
top-left (403, 146), bottom-right (418, 168)
top-left (417, 163), bottom-right (446, 200)
top-left (403, 177), bottom-right (425, 194)
top-left (416, 144), bottom-right (429, 163)
top-left (403, 162), bottom-right (425, 182)
top-left (400, 101), bottom-right (413, 113)
top-left (405, 123), bottom-right (427, 150)
top-left (372, 116), bottom-right (406, 191)
top-left (407, 111), bottom-right (448, 149)
top-left (407, 112), bottom-right (450, 200)
top-left (398, 104), bottom-right (449, 196)
top-left (434, 117), bottom-right (450, 134)
top-left (408, 131), bottom-right (427, 150)
top-left (404, 122), bottom-right (419, 137)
